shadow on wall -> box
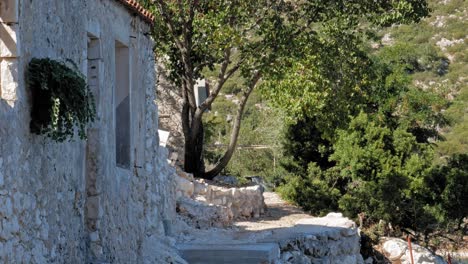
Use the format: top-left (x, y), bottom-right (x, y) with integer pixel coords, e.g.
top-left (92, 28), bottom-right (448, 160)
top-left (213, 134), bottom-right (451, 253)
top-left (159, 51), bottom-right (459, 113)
top-left (156, 63), bottom-right (185, 166)
top-left (0, 23), bottom-right (17, 55)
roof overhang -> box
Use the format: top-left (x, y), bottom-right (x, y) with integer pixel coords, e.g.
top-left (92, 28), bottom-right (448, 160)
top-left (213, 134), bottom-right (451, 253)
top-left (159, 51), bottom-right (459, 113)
top-left (115, 0), bottom-right (155, 25)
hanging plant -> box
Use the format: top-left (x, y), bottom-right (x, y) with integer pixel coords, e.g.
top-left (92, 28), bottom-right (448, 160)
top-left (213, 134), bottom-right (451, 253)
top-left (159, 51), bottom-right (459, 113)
top-left (28, 58), bottom-right (96, 142)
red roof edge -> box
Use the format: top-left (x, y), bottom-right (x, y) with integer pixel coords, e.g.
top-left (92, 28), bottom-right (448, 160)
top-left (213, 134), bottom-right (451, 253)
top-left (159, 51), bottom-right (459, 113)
top-left (115, 0), bottom-right (155, 25)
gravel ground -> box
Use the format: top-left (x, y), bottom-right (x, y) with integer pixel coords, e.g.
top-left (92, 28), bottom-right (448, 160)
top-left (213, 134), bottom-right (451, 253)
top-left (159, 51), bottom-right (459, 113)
top-left (234, 192), bottom-right (312, 231)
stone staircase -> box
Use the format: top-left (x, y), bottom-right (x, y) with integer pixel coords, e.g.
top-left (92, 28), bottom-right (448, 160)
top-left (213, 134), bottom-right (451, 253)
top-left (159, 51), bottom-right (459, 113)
top-left (176, 213), bottom-right (364, 264)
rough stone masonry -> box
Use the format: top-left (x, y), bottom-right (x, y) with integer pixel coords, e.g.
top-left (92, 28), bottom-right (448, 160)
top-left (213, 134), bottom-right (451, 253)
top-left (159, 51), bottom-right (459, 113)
top-left (0, 0), bottom-right (183, 263)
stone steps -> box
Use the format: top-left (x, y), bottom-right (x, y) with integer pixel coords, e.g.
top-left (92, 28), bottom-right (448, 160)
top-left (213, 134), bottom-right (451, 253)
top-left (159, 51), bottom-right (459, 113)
top-left (177, 243), bottom-right (280, 264)
top-left (175, 213), bottom-right (364, 264)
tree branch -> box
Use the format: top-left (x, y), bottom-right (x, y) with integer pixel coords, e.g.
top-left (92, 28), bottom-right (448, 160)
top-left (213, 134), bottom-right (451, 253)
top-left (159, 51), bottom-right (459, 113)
top-left (194, 48), bottom-right (232, 116)
top-left (155, 0), bottom-right (197, 111)
top-left (203, 71), bottom-right (262, 179)
top-left (154, 0), bottom-right (185, 54)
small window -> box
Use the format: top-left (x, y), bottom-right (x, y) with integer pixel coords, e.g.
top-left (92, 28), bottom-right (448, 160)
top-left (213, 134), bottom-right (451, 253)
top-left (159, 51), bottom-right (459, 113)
top-left (115, 41), bottom-right (130, 169)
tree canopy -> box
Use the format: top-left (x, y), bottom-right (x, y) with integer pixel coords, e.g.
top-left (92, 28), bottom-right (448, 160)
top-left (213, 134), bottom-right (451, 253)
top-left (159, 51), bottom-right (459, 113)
top-left (140, 0), bottom-right (430, 179)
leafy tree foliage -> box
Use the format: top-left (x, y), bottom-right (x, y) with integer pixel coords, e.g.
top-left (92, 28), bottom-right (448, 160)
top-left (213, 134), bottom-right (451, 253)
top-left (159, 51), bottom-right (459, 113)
top-left (140, 0), bottom-right (429, 179)
top-left (271, 1), bottom-right (466, 237)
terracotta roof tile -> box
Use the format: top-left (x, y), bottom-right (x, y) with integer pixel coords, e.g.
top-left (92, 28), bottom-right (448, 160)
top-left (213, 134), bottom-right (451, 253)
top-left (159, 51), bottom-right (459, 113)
top-left (115, 0), bottom-right (155, 24)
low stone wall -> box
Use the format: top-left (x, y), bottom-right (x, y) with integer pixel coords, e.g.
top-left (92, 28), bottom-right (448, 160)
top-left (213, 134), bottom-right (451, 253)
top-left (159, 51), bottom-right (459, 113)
top-left (205, 184), bottom-right (266, 218)
top-left (174, 170), bottom-right (266, 225)
top-left (176, 197), bottom-right (233, 228)
top-left (275, 213), bottom-right (364, 264)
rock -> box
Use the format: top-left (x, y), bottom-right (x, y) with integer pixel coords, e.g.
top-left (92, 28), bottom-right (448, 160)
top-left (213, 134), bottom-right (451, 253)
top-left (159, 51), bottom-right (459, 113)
top-left (175, 175), bottom-right (194, 199)
top-left (280, 249), bottom-right (313, 264)
top-left (213, 175), bottom-right (238, 185)
top-left (340, 227), bottom-right (358, 237)
top-left (0, 217), bottom-right (20, 240)
top-left (381, 238), bottom-right (447, 264)
top-left (245, 176), bottom-right (267, 191)
top-left (89, 231), bottom-right (99, 242)
top-left (193, 180), bottom-right (209, 195)
top-left (0, 196), bottom-right (13, 218)
top-left (383, 239), bottom-right (406, 260)
top-left (176, 197), bottom-right (233, 228)
top-left (176, 169), bottom-right (194, 181)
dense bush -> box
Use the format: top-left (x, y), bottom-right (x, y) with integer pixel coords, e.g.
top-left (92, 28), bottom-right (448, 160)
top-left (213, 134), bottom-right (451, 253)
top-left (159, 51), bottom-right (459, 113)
top-left (424, 154), bottom-right (468, 228)
top-left (278, 111), bottom-right (467, 234)
top-left (331, 112), bottom-right (436, 229)
top-left (273, 17), bottom-right (463, 234)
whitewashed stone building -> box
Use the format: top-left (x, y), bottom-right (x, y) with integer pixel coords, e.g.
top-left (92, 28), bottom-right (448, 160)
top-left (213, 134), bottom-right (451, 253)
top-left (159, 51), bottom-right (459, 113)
top-left (0, 0), bottom-right (182, 263)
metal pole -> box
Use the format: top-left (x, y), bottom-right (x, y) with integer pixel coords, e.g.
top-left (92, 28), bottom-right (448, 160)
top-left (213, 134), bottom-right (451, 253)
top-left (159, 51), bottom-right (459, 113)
top-left (407, 235), bottom-right (414, 264)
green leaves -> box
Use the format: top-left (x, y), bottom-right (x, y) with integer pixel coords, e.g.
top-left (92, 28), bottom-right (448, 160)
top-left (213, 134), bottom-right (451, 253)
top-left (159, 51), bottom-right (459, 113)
top-left (28, 58), bottom-right (96, 142)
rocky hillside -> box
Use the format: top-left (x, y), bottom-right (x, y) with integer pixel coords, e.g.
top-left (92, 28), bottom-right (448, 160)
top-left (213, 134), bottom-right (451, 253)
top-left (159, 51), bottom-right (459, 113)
top-left (381, 0), bottom-right (467, 157)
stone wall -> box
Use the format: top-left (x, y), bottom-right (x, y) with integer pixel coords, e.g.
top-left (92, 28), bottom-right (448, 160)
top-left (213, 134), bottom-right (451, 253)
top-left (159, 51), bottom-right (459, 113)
top-left (156, 64), bottom-right (185, 165)
top-left (174, 171), bottom-right (266, 227)
top-left (277, 213), bottom-right (364, 264)
top-left (0, 1), bottom-right (179, 263)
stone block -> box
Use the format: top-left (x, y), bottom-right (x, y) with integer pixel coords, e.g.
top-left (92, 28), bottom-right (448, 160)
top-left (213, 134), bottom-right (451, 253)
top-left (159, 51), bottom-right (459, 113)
top-left (86, 196), bottom-right (100, 219)
top-left (0, 23), bottom-right (19, 57)
top-left (175, 175), bottom-right (194, 199)
top-left (89, 231), bottom-right (100, 242)
top-left (340, 227), bottom-right (357, 237)
top-left (1, 58), bottom-right (19, 105)
top-left (193, 181), bottom-right (208, 195)
top-left (0, 0), bottom-right (18, 23)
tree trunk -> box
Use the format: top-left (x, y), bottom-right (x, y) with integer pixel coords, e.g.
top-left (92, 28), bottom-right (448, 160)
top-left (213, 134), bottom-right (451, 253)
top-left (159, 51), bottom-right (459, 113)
top-left (183, 121), bottom-right (205, 178)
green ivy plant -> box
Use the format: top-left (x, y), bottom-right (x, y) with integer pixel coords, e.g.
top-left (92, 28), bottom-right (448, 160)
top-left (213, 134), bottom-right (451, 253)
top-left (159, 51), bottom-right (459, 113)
top-left (28, 58), bottom-right (96, 142)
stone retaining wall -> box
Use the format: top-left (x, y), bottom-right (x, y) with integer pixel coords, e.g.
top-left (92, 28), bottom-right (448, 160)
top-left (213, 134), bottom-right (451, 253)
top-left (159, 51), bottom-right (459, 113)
top-left (275, 213), bottom-right (364, 264)
top-left (175, 171), bottom-right (266, 226)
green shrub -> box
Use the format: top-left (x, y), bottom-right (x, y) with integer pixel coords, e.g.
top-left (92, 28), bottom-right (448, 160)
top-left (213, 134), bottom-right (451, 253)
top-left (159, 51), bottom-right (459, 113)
top-left (28, 58), bottom-right (96, 142)
top-left (277, 163), bottom-right (341, 216)
top-left (425, 154), bottom-right (468, 227)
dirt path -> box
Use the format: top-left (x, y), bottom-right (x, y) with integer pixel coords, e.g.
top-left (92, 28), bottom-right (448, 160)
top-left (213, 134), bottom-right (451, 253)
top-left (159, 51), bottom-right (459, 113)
top-left (234, 192), bottom-right (313, 231)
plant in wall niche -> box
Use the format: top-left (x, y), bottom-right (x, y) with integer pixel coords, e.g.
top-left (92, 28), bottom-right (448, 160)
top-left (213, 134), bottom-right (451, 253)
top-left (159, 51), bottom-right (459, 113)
top-left (28, 58), bottom-right (96, 142)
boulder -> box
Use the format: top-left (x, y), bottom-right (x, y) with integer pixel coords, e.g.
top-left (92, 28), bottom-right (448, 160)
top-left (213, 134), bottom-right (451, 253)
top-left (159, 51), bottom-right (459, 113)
top-left (381, 238), bottom-right (447, 264)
